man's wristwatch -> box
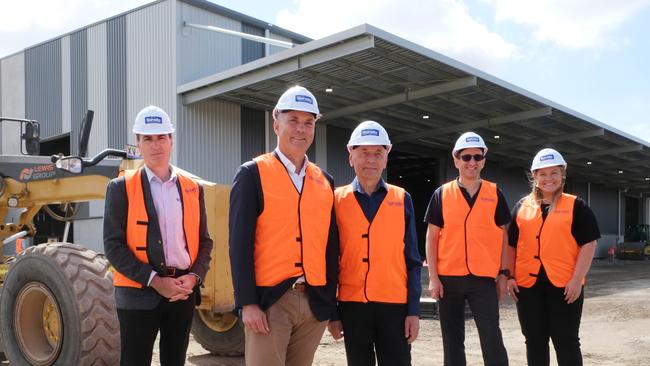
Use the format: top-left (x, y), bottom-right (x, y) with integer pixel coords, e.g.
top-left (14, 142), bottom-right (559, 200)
top-left (498, 269), bottom-right (511, 277)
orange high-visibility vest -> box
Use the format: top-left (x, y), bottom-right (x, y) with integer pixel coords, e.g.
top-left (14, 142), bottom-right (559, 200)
top-left (515, 193), bottom-right (580, 288)
top-left (113, 168), bottom-right (200, 288)
top-left (335, 184), bottom-right (407, 303)
top-left (438, 180), bottom-right (503, 278)
top-left (253, 153), bottom-right (333, 287)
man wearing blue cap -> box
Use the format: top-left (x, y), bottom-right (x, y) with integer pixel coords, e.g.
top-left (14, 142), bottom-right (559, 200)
top-left (229, 86), bottom-right (339, 366)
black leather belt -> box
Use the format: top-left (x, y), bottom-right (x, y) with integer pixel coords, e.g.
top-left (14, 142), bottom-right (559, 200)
top-left (160, 266), bottom-right (189, 278)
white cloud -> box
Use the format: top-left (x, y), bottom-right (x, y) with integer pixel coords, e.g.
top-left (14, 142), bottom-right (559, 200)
top-left (0, 0), bottom-right (150, 57)
top-left (275, 0), bottom-right (518, 73)
top-left (487, 0), bottom-right (650, 49)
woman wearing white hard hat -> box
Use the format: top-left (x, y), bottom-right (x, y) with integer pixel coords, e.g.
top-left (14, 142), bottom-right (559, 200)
top-left (504, 148), bottom-right (600, 366)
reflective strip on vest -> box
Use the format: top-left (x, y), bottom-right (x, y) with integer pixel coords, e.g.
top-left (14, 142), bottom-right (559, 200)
top-left (438, 180), bottom-right (503, 277)
top-left (113, 168), bottom-right (201, 288)
top-left (335, 184), bottom-right (407, 303)
top-left (253, 153), bottom-right (333, 287)
top-left (515, 193), bottom-right (579, 288)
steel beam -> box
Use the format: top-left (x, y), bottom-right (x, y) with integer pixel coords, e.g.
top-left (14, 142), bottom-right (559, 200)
top-left (496, 128), bottom-right (605, 151)
top-left (565, 144), bottom-right (643, 160)
top-left (393, 107), bottom-right (552, 143)
top-left (319, 76), bottom-right (477, 121)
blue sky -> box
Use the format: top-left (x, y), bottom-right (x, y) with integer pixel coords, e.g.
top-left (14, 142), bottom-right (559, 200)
top-left (2, 0), bottom-right (648, 142)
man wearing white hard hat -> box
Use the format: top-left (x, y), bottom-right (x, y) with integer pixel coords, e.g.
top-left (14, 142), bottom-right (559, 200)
top-left (503, 148), bottom-right (599, 366)
top-left (104, 105), bottom-right (214, 365)
top-left (424, 131), bottom-right (510, 365)
top-left (229, 86), bottom-right (338, 366)
top-left (327, 121), bottom-right (422, 366)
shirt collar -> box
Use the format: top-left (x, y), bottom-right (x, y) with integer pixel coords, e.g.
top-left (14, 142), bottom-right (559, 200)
top-left (144, 164), bottom-right (177, 183)
top-left (274, 147), bottom-right (308, 176)
top-left (352, 177), bottom-right (387, 196)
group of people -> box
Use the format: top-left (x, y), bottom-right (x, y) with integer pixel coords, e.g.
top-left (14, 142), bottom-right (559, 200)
top-left (103, 84), bottom-right (600, 366)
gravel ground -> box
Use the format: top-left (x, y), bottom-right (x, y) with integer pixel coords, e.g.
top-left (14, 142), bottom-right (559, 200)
top-left (170, 259), bottom-right (650, 365)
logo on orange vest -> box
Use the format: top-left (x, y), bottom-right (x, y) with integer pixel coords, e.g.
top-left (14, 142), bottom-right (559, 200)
top-left (554, 209), bottom-right (570, 214)
top-left (184, 187), bottom-right (197, 193)
top-left (386, 201), bottom-right (403, 207)
top-left (480, 197), bottom-right (496, 202)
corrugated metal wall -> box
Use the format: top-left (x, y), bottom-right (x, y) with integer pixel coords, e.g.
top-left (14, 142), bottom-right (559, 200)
top-left (269, 32), bottom-right (292, 55)
top-left (87, 23), bottom-right (108, 158)
top-left (126, 0), bottom-right (176, 146)
top-left (592, 184), bottom-right (618, 234)
top-left (240, 106), bottom-right (265, 162)
top-left (0, 53), bottom-right (25, 154)
top-left (70, 30), bottom-right (88, 155)
top-left (25, 39), bottom-right (62, 139)
top-left (326, 125), bottom-right (355, 185)
top-left (177, 99), bottom-right (240, 184)
top-left (176, 1), bottom-right (241, 85)
top-left (242, 23), bottom-right (264, 64)
top-left (61, 36), bottom-right (71, 133)
top-left (107, 15), bottom-right (128, 150)
top-left (315, 123), bottom-right (327, 169)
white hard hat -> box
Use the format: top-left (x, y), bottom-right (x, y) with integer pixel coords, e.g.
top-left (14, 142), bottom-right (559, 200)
top-left (133, 105), bottom-right (174, 135)
top-left (531, 148), bottom-right (567, 171)
top-left (453, 131), bottom-right (488, 155)
top-left (275, 86), bottom-right (320, 117)
top-left (348, 121), bottom-right (391, 148)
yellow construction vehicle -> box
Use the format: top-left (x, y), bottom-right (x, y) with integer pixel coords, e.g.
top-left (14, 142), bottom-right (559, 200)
top-left (0, 111), bottom-right (242, 365)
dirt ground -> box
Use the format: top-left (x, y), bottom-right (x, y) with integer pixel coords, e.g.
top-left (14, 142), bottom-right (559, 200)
top-left (168, 259), bottom-right (650, 365)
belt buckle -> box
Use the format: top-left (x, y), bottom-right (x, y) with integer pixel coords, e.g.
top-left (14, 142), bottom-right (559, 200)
top-left (292, 282), bottom-right (306, 292)
top-left (165, 267), bottom-right (176, 277)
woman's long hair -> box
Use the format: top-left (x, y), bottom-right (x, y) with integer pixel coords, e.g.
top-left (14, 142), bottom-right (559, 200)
top-left (521, 166), bottom-right (567, 211)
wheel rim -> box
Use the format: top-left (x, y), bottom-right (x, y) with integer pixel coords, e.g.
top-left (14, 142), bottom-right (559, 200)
top-left (644, 246), bottom-right (650, 256)
top-left (197, 309), bottom-right (238, 332)
top-left (14, 282), bottom-right (63, 366)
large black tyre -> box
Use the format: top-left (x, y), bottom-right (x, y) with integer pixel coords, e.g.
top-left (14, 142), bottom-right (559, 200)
top-left (191, 309), bottom-right (244, 356)
top-left (0, 243), bottom-right (119, 365)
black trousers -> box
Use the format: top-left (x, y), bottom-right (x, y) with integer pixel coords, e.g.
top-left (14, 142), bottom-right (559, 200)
top-left (339, 301), bottom-right (412, 366)
top-left (439, 275), bottom-right (508, 366)
top-left (117, 293), bottom-right (195, 366)
top-left (516, 268), bottom-right (584, 366)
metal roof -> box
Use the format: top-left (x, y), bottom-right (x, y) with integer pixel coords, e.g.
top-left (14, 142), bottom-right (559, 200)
top-left (178, 24), bottom-right (650, 195)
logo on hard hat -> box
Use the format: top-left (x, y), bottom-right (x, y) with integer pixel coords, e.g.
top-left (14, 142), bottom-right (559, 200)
top-left (540, 154), bottom-right (554, 161)
top-left (361, 129), bottom-right (379, 137)
top-left (145, 116), bottom-right (162, 124)
top-left (466, 137), bottom-right (479, 143)
top-left (295, 95), bottom-right (313, 104)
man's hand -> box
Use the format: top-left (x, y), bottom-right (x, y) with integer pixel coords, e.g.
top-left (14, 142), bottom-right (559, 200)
top-left (429, 276), bottom-right (444, 300)
top-left (242, 304), bottom-right (270, 335)
top-left (404, 315), bottom-right (419, 344)
top-left (327, 320), bottom-right (344, 340)
top-left (496, 275), bottom-right (508, 302)
top-left (177, 274), bottom-right (198, 291)
top-left (150, 275), bottom-right (193, 301)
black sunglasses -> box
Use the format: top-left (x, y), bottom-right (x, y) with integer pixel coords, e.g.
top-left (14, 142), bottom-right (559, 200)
top-left (458, 154), bottom-right (485, 162)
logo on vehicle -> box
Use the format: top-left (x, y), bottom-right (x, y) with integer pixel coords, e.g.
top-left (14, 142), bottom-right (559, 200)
top-left (295, 95), bottom-right (313, 104)
top-left (361, 129), bottom-right (379, 137)
top-left (19, 168), bottom-right (33, 180)
top-left (145, 116), bottom-right (163, 124)
top-left (19, 164), bottom-right (55, 181)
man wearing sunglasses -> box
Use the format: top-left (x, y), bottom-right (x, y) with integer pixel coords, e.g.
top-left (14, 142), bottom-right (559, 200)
top-left (424, 131), bottom-right (511, 366)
